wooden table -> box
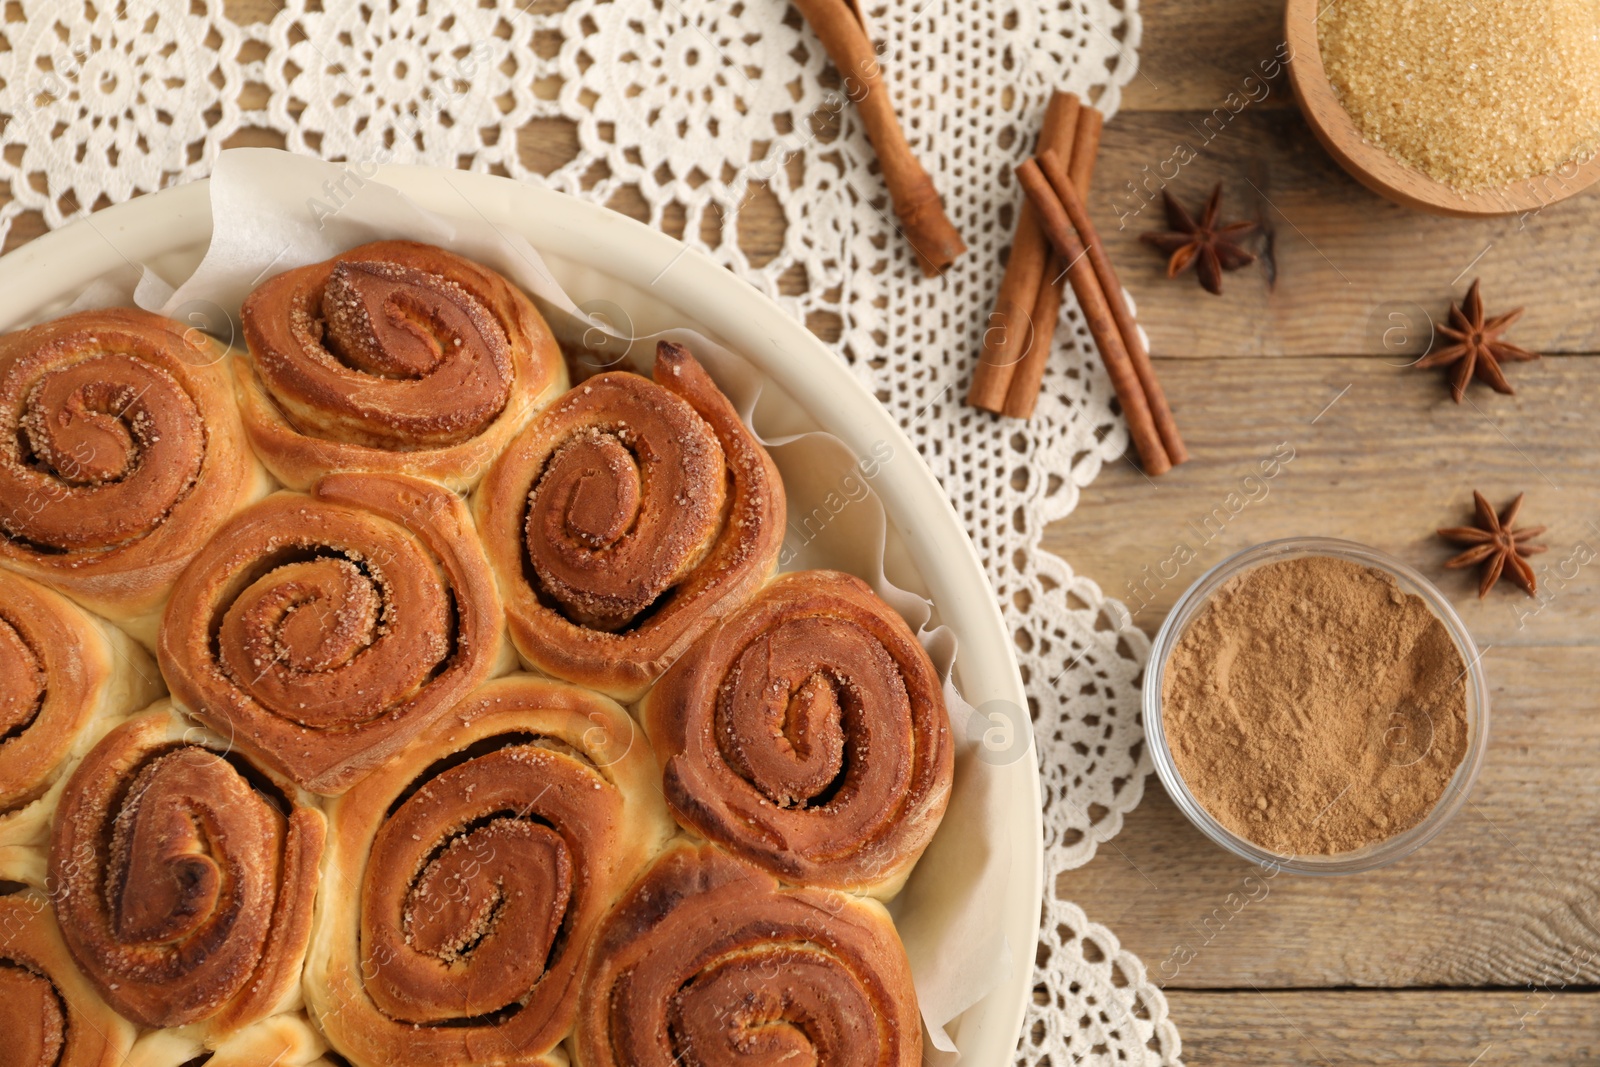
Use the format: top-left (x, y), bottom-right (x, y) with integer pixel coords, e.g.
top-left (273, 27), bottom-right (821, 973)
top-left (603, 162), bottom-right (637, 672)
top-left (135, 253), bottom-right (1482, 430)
top-left (1039, 0), bottom-right (1600, 1061)
top-left (2, 1), bottom-right (1593, 1061)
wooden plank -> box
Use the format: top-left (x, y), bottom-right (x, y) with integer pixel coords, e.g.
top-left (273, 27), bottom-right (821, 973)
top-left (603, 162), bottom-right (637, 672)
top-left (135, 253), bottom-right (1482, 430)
top-left (1119, 0), bottom-right (1294, 113)
top-left (1043, 354), bottom-right (1599, 648)
top-left (223, 0), bottom-right (287, 20)
top-left (1084, 107), bottom-right (1600, 358)
top-left (1166, 990), bottom-right (1600, 1065)
top-left (1095, 0), bottom-right (1600, 356)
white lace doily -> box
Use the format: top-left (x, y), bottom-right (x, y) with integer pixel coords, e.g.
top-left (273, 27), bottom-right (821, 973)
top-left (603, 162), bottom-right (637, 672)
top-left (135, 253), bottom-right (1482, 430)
top-left (0, 2), bottom-right (1180, 1064)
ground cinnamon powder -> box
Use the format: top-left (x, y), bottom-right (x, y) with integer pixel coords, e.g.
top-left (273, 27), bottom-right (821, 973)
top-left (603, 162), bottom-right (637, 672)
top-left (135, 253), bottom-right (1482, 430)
top-left (1162, 556), bottom-right (1469, 856)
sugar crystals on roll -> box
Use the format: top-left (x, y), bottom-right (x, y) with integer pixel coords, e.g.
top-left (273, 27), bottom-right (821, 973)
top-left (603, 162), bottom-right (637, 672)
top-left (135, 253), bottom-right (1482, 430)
top-left (473, 340), bottom-right (785, 702)
top-left (46, 703), bottom-right (324, 1034)
top-left (159, 471), bottom-right (507, 795)
top-left (305, 675), bottom-right (674, 1067)
top-left (642, 569), bottom-right (954, 898)
top-left (238, 240), bottom-right (567, 491)
top-left (0, 571), bottom-right (163, 876)
top-left (574, 842), bottom-right (922, 1067)
top-left (0, 308), bottom-right (269, 646)
top-left (0, 885), bottom-right (137, 1067)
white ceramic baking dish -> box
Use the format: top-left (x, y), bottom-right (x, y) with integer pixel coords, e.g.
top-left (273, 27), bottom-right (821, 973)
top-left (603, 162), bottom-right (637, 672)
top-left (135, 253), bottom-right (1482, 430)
top-left (0, 168), bottom-right (1040, 1066)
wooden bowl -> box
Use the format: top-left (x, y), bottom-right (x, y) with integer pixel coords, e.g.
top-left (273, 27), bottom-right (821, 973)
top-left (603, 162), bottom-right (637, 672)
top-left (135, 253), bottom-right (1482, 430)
top-left (1285, 0), bottom-right (1600, 216)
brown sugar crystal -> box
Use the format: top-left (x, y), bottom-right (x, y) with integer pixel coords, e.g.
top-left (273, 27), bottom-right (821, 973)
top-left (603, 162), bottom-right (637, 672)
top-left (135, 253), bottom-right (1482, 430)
top-left (1318, 0), bottom-right (1600, 191)
top-left (1162, 556), bottom-right (1469, 855)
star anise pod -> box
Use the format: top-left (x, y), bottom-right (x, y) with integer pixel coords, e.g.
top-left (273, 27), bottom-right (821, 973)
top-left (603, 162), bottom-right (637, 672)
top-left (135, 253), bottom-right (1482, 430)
top-left (1415, 279), bottom-right (1539, 403)
top-left (1438, 490), bottom-right (1547, 598)
top-left (1140, 183), bottom-right (1258, 295)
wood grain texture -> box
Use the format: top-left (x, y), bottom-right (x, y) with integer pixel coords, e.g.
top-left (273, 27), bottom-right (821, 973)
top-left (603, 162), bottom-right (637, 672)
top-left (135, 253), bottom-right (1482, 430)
top-left (1167, 991), bottom-right (1600, 1065)
top-left (1045, 355), bottom-right (1598, 646)
top-left (1117, 0), bottom-right (1297, 113)
top-left (1084, 108), bottom-right (1600, 358)
top-left (1041, 0), bottom-right (1598, 1052)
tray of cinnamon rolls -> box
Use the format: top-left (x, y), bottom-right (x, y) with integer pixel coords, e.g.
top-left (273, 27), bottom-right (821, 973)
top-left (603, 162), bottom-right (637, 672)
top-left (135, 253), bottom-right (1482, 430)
top-left (0, 161), bottom-right (1037, 1067)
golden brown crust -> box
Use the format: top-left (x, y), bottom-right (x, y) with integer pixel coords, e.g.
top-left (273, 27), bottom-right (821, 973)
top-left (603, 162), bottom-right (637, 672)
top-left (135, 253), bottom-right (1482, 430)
top-left (0, 570), bottom-right (163, 818)
top-left (158, 471), bottom-right (507, 795)
top-left (0, 572), bottom-right (165, 881)
top-left (0, 887), bottom-right (138, 1067)
top-left (0, 307), bottom-right (268, 645)
top-left (305, 674), bottom-right (674, 1067)
top-left (239, 240), bottom-right (566, 491)
top-left (641, 570), bottom-right (953, 899)
top-left (473, 341), bottom-right (785, 701)
top-left (45, 704), bottom-right (325, 1034)
top-left (573, 842), bottom-right (922, 1067)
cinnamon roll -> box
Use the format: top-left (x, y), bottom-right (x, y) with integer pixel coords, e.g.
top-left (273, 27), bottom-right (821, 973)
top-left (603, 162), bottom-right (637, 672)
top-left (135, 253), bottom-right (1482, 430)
top-left (46, 703), bottom-right (325, 1033)
top-left (0, 570), bottom-right (164, 867)
top-left (305, 674), bottom-right (674, 1067)
top-left (641, 570), bottom-right (953, 898)
top-left (158, 471), bottom-right (507, 795)
top-left (239, 240), bottom-right (566, 491)
top-left (0, 308), bottom-right (268, 646)
top-left (0, 885), bottom-right (137, 1067)
top-left (473, 341), bottom-right (784, 701)
top-left (573, 842), bottom-right (922, 1067)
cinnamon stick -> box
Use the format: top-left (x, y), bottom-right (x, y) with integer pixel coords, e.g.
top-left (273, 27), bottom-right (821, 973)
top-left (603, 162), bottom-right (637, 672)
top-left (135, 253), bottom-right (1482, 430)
top-left (1035, 149), bottom-right (1187, 465)
top-left (1002, 104), bottom-right (1103, 419)
top-left (1066, 105), bottom-right (1104, 201)
top-left (792, 0), bottom-right (965, 276)
top-left (967, 92), bottom-right (1081, 411)
top-left (1015, 159), bottom-right (1171, 476)
top-left (1005, 254), bottom-right (1066, 417)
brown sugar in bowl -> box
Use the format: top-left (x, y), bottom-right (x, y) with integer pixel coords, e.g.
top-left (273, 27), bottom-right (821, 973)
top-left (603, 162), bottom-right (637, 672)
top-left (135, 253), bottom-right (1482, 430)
top-left (1285, 0), bottom-right (1600, 217)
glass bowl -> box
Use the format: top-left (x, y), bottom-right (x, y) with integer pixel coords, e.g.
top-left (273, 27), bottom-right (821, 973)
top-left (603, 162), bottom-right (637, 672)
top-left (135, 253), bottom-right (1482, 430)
top-left (1142, 537), bottom-right (1489, 875)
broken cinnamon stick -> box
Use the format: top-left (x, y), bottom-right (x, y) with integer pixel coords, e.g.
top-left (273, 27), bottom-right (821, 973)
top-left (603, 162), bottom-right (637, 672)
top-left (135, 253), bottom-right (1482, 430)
top-left (1035, 148), bottom-right (1187, 465)
top-left (1015, 158), bottom-right (1171, 476)
top-left (793, 0), bottom-right (966, 276)
top-left (967, 91), bottom-right (1081, 411)
top-left (1002, 103), bottom-right (1103, 419)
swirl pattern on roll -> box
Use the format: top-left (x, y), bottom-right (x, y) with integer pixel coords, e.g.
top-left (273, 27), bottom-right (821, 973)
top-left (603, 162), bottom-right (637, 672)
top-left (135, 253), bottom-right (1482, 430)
top-left (0, 571), bottom-right (163, 832)
top-left (159, 471), bottom-right (505, 794)
top-left (46, 705), bottom-right (325, 1032)
top-left (0, 887), bottom-right (137, 1067)
top-left (575, 842), bottom-right (922, 1067)
top-left (474, 341), bottom-right (784, 700)
top-left (0, 308), bottom-right (263, 642)
top-left (239, 240), bottom-right (566, 490)
top-left (305, 675), bottom-right (673, 1067)
top-left (642, 570), bottom-right (953, 897)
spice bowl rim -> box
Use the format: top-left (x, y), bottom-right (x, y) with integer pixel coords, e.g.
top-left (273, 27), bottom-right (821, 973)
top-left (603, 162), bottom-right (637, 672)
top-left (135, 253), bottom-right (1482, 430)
top-left (1142, 536), bottom-right (1489, 876)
